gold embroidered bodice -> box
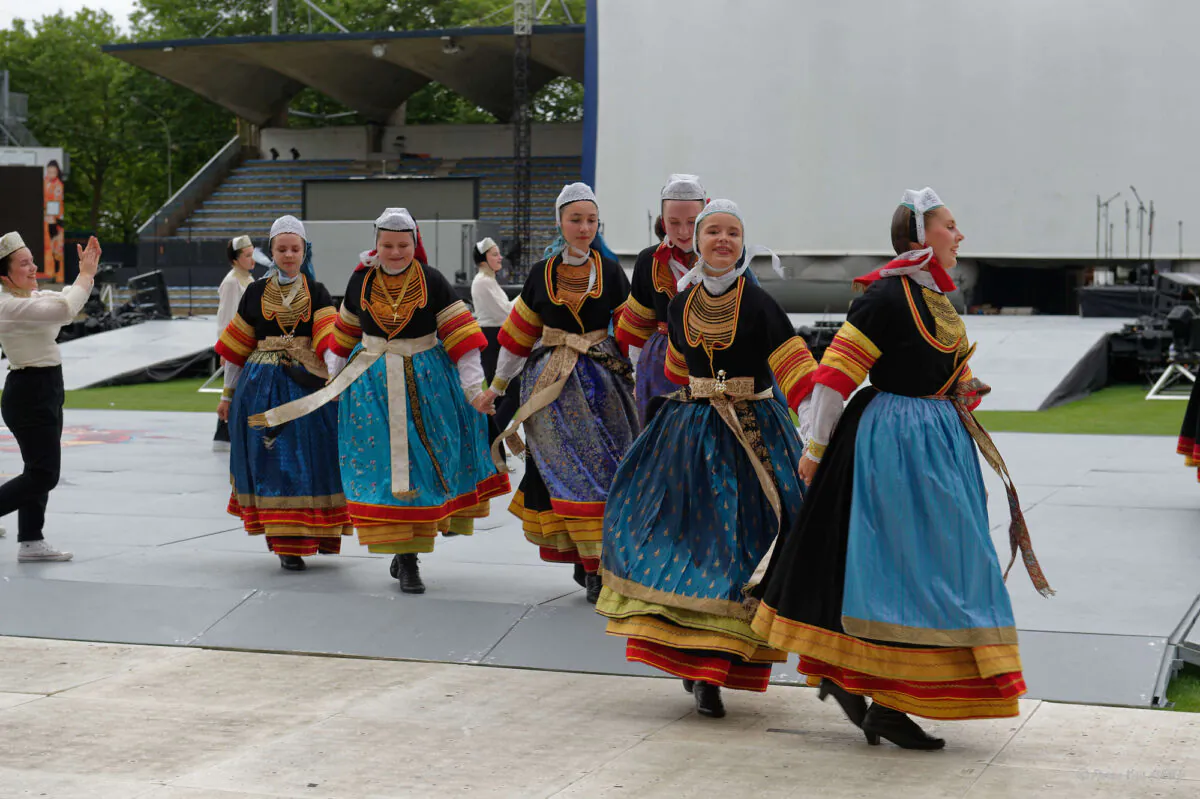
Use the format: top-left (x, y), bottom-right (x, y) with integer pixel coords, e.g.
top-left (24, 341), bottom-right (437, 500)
top-left (683, 280), bottom-right (743, 363)
top-left (364, 265), bottom-right (428, 338)
top-left (261, 277), bottom-right (311, 335)
top-left (920, 286), bottom-right (969, 355)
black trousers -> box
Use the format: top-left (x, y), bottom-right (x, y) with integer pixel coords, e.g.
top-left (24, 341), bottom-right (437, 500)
top-left (0, 366), bottom-right (64, 542)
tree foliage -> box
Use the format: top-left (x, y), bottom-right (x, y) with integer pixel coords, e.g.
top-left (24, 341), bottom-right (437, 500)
top-left (0, 0), bottom-right (586, 241)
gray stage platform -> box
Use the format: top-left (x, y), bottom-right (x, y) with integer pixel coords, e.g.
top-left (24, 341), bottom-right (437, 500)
top-left (790, 314), bottom-right (1128, 411)
top-left (1, 409), bottom-right (1197, 709)
top-left (54, 317), bottom-right (216, 390)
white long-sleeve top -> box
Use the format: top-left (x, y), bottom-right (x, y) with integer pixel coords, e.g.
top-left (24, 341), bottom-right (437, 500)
top-left (217, 268), bottom-right (255, 396)
top-left (0, 276), bottom-right (94, 369)
top-left (471, 269), bottom-right (514, 328)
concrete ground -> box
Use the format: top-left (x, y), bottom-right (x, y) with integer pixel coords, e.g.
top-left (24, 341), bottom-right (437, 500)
top-left (1, 636), bottom-right (1198, 799)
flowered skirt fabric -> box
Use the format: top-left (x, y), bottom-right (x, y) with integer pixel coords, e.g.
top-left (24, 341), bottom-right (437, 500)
top-left (339, 343), bottom-right (510, 555)
top-left (509, 338), bottom-right (638, 572)
top-left (751, 388), bottom-right (1026, 719)
top-left (596, 393), bottom-right (806, 691)
top-left (227, 352), bottom-right (352, 555)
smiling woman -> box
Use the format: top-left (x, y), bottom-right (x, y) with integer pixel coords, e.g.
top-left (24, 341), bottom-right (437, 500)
top-left (0, 230), bottom-right (101, 563)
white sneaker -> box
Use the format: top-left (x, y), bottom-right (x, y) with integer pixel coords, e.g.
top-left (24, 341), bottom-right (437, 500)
top-left (212, 440), bottom-right (231, 453)
top-left (18, 540), bottom-right (73, 563)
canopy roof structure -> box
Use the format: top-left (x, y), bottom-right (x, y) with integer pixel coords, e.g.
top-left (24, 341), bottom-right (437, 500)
top-left (103, 25), bottom-right (585, 125)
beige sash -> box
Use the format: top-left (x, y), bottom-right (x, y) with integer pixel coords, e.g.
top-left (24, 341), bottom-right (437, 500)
top-left (490, 327), bottom-right (610, 471)
top-left (249, 332), bottom-right (439, 496)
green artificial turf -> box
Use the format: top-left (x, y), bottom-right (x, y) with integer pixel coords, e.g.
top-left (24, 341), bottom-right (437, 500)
top-left (62, 376), bottom-right (219, 413)
top-left (1165, 663), bottom-right (1200, 713)
top-left (975, 384), bottom-right (1181, 437)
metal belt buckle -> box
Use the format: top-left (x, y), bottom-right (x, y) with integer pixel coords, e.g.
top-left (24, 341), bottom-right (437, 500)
top-left (715, 369), bottom-right (728, 394)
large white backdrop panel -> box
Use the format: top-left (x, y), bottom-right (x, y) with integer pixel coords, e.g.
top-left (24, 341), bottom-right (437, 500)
top-left (596, 0), bottom-right (1200, 258)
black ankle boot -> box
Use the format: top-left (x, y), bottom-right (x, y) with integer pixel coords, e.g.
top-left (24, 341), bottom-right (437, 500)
top-left (393, 553), bottom-right (426, 594)
top-left (861, 703), bottom-right (945, 750)
top-left (278, 555), bottom-right (306, 571)
top-left (573, 563), bottom-right (587, 588)
top-left (585, 572), bottom-right (602, 604)
top-left (818, 678), bottom-right (872, 738)
top-left (682, 679), bottom-right (695, 694)
top-left (694, 682), bottom-right (726, 718)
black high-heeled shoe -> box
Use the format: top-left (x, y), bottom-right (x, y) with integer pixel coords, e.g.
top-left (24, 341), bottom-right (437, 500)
top-left (278, 555), bottom-right (306, 571)
top-left (585, 572), bottom-right (602, 604)
top-left (861, 703), bottom-right (945, 750)
top-left (682, 678), bottom-right (695, 694)
top-left (694, 682), bottom-right (726, 718)
top-left (817, 678), bottom-right (875, 744)
top-left (573, 563), bottom-right (587, 589)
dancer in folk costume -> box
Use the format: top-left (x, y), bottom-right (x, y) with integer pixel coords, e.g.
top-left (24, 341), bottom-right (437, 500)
top-left (616, 174), bottom-right (707, 425)
top-left (213, 234), bottom-right (257, 452)
top-left (598, 199), bottom-right (817, 718)
top-left (480, 183), bottom-right (638, 603)
top-left (751, 189), bottom-right (1053, 749)
top-left (216, 215), bottom-right (352, 570)
top-left (251, 208), bottom-right (508, 593)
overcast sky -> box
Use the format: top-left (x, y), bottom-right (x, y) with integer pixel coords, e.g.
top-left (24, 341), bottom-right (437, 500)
top-left (0, 0), bottom-right (138, 32)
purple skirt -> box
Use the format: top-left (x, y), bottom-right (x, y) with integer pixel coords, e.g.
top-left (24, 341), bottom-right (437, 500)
top-left (635, 331), bottom-right (677, 427)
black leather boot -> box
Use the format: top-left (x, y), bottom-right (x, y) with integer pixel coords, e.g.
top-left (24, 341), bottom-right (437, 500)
top-left (818, 678), bottom-right (873, 741)
top-left (682, 679), bottom-right (695, 694)
top-left (278, 555), bottom-right (306, 571)
top-left (861, 703), bottom-right (945, 750)
top-left (573, 563), bottom-right (587, 588)
top-left (393, 553), bottom-right (426, 594)
top-left (585, 572), bottom-right (602, 604)
top-left (694, 682), bottom-right (726, 718)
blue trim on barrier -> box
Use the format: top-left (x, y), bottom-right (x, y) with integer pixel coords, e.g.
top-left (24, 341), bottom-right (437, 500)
top-left (102, 25), bottom-right (584, 53)
top-left (581, 0), bottom-right (599, 188)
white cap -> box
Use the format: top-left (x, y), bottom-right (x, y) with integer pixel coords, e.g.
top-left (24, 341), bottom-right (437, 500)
top-left (555, 182), bottom-right (598, 223)
top-left (661, 174), bottom-right (705, 202)
top-left (0, 231), bottom-right (26, 260)
top-left (678, 199), bottom-right (783, 290)
top-left (375, 207), bottom-right (416, 232)
top-left (475, 237), bottom-right (498, 255)
top-left (900, 187), bottom-right (945, 245)
top-left (269, 215), bottom-right (306, 241)
top-left (230, 235), bottom-right (252, 251)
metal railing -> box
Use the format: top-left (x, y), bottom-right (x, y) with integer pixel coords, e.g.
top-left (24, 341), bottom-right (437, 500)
top-left (138, 135), bottom-right (243, 239)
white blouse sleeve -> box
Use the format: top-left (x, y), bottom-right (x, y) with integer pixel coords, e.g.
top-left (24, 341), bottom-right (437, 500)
top-left (216, 275), bottom-right (240, 334)
top-left (457, 348), bottom-right (484, 402)
top-left (803, 383), bottom-right (847, 462)
top-left (0, 279), bottom-right (92, 325)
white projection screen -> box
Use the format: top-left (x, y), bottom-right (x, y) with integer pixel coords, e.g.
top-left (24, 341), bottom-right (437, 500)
top-left (595, 0), bottom-right (1200, 259)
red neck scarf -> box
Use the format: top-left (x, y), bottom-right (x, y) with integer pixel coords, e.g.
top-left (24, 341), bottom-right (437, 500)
top-left (652, 240), bottom-right (694, 271)
top-left (852, 251), bottom-right (957, 293)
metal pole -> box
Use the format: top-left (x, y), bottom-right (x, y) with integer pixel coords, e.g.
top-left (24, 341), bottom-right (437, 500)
top-left (1109, 222), bottom-right (1114, 260)
top-left (1180, 220), bottom-right (1183, 258)
top-left (512, 0), bottom-right (534, 282)
top-left (1096, 195), bottom-right (1101, 260)
top-left (164, 119), bottom-right (172, 198)
top-left (1149, 200), bottom-right (1156, 259)
top-left (271, 0), bottom-right (279, 35)
top-left (1125, 201), bottom-right (1130, 259)
top-left (1131, 185), bottom-right (1145, 260)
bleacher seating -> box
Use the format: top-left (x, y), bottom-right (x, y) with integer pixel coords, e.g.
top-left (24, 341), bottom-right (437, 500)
top-left (168, 155), bottom-right (582, 246)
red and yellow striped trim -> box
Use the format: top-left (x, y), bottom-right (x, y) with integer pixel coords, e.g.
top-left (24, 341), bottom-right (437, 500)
top-left (498, 297), bottom-right (543, 357)
top-left (326, 304), bottom-right (363, 358)
top-left (625, 639), bottom-right (774, 693)
top-left (227, 492), bottom-right (352, 535)
top-left (814, 321), bottom-right (880, 399)
top-left (267, 536), bottom-right (344, 557)
top-left (215, 314), bottom-right (256, 366)
top-left (310, 306), bottom-right (338, 355)
top-left (768, 336), bottom-right (817, 409)
top-left (615, 295), bottom-right (657, 348)
top-left (509, 490), bottom-right (603, 562)
top-left (436, 300), bottom-right (488, 363)
top-left (798, 658), bottom-right (1024, 720)
top-left (348, 472), bottom-right (509, 525)
top-left (664, 338), bottom-right (689, 384)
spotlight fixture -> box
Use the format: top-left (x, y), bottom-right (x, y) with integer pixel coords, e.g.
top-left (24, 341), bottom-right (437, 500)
top-left (441, 35), bottom-right (461, 55)
top-left (372, 42), bottom-right (387, 58)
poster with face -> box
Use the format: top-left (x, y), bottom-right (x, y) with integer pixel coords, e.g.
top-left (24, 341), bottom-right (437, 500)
top-left (42, 160), bottom-right (64, 283)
